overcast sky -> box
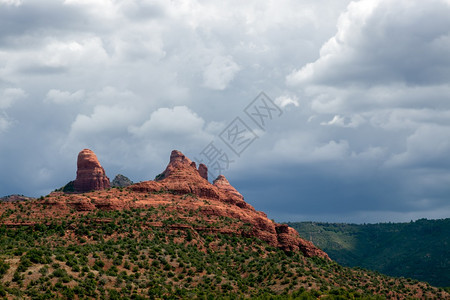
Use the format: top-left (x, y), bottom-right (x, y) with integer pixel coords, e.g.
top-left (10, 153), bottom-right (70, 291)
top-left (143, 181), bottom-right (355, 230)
top-left (1, 0), bottom-right (450, 223)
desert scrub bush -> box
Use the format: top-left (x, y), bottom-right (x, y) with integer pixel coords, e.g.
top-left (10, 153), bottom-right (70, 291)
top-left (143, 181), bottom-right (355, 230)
top-left (0, 259), bottom-right (9, 278)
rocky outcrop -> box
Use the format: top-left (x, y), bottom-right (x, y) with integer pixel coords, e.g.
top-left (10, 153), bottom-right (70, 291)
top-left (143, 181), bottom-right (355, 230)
top-left (136, 150), bottom-right (220, 199)
top-left (129, 150), bottom-right (330, 260)
top-left (274, 224), bottom-right (326, 257)
top-left (156, 150), bottom-right (195, 180)
top-left (73, 149), bottom-right (110, 193)
top-left (1, 149), bottom-right (329, 260)
top-left (112, 174), bottom-right (133, 188)
top-left (212, 175), bottom-right (250, 209)
top-left (198, 164), bottom-right (208, 181)
top-left (213, 175), bottom-right (243, 200)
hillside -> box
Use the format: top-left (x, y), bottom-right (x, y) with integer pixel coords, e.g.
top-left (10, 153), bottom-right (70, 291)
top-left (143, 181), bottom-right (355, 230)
top-left (289, 220), bottom-right (450, 287)
top-left (0, 149), bottom-right (449, 299)
top-left (1, 209), bottom-right (448, 299)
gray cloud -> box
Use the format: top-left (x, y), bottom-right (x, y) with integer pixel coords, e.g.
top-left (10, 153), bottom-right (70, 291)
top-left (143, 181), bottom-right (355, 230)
top-left (287, 0), bottom-right (450, 86)
top-left (1, 0), bottom-right (449, 223)
top-left (0, 1), bottom-right (92, 47)
top-left (277, 0), bottom-right (450, 222)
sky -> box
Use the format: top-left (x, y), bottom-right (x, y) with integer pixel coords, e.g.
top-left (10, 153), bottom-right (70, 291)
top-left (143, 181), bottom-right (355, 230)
top-left (1, 0), bottom-right (450, 223)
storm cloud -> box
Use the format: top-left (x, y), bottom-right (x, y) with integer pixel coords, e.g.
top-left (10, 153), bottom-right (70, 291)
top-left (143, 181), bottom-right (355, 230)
top-left (1, 0), bottom-right (449, 223)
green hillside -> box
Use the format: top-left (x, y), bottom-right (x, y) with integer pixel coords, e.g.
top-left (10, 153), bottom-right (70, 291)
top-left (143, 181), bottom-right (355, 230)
top-left (289, 218), bottom-right (450, 287)
top-left (1, 207), bottom-right (448, 299)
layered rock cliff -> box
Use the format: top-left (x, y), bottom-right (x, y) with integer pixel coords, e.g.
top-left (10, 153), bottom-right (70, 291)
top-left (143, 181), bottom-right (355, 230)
top-left (73, 149), bottom-right (110, 193)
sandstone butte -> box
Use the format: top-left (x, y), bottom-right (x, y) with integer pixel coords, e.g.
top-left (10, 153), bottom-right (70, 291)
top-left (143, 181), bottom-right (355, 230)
top-left (0, 149), bottom-right (330, 260)
top-left (73, 149), bottom-right (110, 193)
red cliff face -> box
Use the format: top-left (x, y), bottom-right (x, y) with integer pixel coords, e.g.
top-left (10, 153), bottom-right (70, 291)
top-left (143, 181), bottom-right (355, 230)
top-left (198, 164), bottom-right (208, 181)
top-left (73, 149), bottom-right (110, 193)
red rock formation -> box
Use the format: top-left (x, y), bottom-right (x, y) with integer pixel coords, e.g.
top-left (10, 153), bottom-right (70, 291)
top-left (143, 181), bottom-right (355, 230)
top-left (274, 223), bottom-right (324, 256)
top-left (137, 150), bottom-right (220, 199)
top-left (73, 149), bottom-right (110, 193)
top-left (158, 150), bottom-right (196, 179)
top-left (213, 175), bottom-right (243, 200)
top-left (1, 149), bottom-right (330, 260)
top-left (129, 150), bottom-right (330, 260)
top-left (198, 164), bottom-right (208, 181)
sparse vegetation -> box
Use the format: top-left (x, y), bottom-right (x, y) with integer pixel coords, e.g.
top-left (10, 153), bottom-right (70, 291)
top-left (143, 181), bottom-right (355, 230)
top-left (0, 206), bottom-right (447, 299)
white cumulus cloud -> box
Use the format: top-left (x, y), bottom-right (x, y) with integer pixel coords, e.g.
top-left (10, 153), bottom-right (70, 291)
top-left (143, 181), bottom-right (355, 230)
top-left (70, 105), bottom-right (140, 136)
top-left (287, 0), bottom-right (450, 86)
top-left (275, 95), bottom-right (299, 108)
top-left (203, 55), bottom-right (241, 90)
top-left (130, 106), bottom-right (206, 137)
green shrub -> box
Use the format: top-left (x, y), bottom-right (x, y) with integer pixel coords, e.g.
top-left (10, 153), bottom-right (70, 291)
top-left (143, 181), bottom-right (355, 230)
top-left (0, 259), bottom-right (9, 278)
